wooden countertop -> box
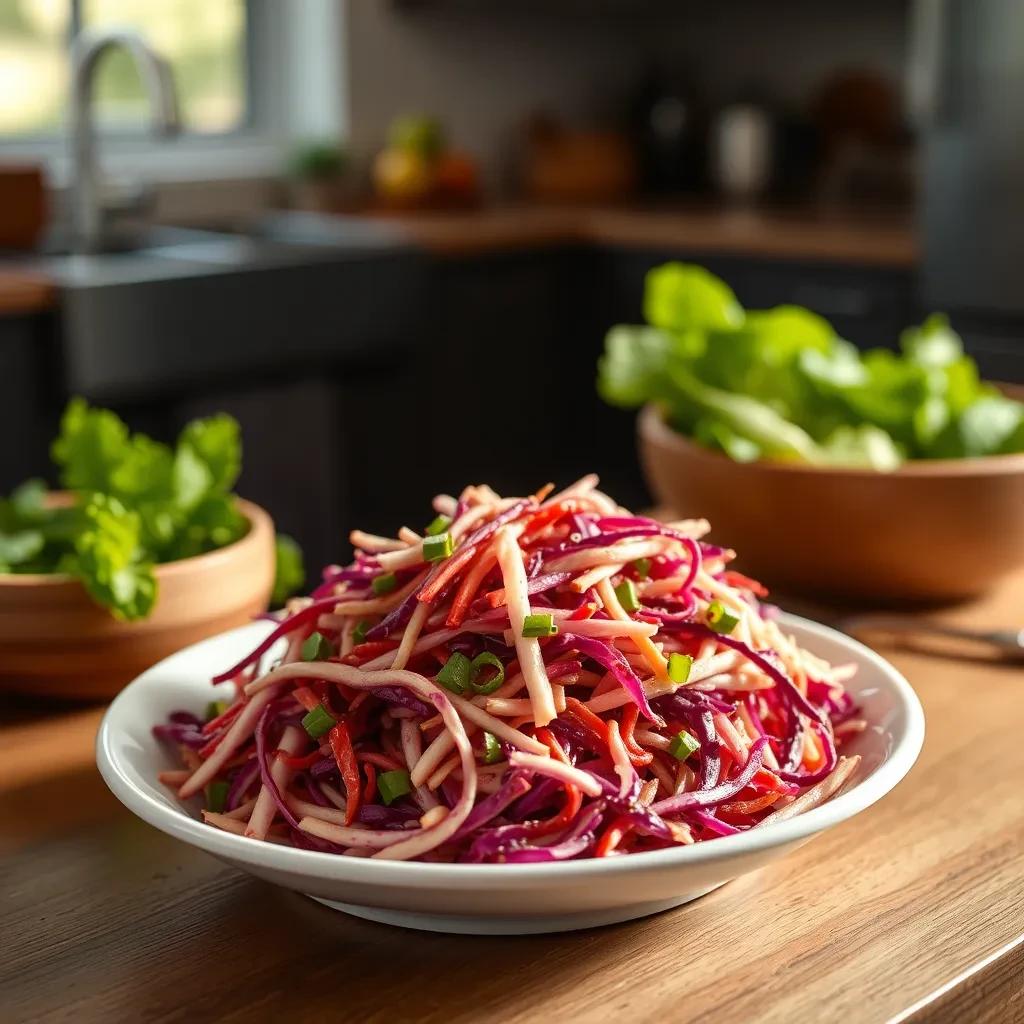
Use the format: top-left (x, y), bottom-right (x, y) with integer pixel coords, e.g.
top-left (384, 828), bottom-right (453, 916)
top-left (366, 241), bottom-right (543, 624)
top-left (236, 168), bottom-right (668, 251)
top-left (365, 204), bottom-right (919, 267)
top-left (1, 567), bottom-right (1020, 1022)
top-left (0, 269), bottom-right (53, 316)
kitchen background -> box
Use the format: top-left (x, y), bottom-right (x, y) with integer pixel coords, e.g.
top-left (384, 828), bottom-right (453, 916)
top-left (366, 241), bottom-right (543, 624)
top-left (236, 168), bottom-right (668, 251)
top-left (1, 0), bottom-right (1019, 579)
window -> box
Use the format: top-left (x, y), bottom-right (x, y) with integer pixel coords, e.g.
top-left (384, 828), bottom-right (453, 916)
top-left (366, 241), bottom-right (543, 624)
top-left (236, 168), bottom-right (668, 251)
top-left (0, 0), bottom-right (249, 139)
top-left (0, 0), bottom-right (344, 186)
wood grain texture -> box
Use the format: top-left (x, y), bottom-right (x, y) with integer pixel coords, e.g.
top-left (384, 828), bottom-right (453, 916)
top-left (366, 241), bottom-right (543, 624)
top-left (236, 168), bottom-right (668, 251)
top-left (367, 204), bottom-right (918, 266)
top-left (1, 570), bottom-right (1021, 1023)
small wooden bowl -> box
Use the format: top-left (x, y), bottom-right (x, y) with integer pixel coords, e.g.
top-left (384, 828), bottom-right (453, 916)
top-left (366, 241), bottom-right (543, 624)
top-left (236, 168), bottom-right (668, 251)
top-left (639, 403), bottom-right (1024, 602)
top-left (0, 498), bottom-right (275, 699)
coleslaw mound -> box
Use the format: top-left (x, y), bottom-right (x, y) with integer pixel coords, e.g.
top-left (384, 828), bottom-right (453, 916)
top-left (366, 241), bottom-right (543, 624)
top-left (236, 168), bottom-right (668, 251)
top-left (155, 476), bottom-right (864, 863)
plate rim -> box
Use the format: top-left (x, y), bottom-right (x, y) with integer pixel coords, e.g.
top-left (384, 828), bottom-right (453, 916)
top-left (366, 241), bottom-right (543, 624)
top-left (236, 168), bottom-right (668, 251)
top-left (96, 612), bottom-right (925, 886)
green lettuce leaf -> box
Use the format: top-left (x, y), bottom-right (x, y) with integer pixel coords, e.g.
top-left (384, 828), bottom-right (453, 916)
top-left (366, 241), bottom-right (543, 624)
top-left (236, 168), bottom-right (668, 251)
top-left (643, 263), bottom-right (744, 333)
top-left (0, 529), bottom-right (45, 570)
top-left (272, 534), bottom-right (306, 606)
top-left (900, 313), bottom-right (963, 369)
top-left (597, 325), bottom-right (678, 408)
top-left (69, 494), bottom-right (156, 621)
top-left (177, 414), bottom-right (241, 494)
top-left (820, 425), bottom-right (903, 471)
top-left (666, 365), bottom-right (825, 463)
top-left (51, 398), bottom-right (133, 493)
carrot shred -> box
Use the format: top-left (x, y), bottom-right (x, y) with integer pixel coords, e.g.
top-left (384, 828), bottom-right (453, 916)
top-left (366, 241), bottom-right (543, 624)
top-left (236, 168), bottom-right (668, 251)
top-left (722, 570), bottom-right (769, 598)
top-left (292, 686), bottom-right (321, 712)
top-left (522, 729), bottom-right (582, 838)
top-left (595, 814), bottom-right (632, 857)
top-left (342, 640), bottom-right (399, 665)
top-left (719, 791), bottom-right (781, 816)
top-left (272, 749), bottom-right (323, 769)
top-left (417, 542), bottom-right (480, 604)
top-left (362, 762), bottom-right (377, 803)
top-left (446, 547), bottom-right (498, 626)
top-left (518, 499), bottom-right (578, 545)
top-left (201, 699), bottom-right (243, 736)
top-left (620, 704), bottom-right (655, 766)
top-left (802, 727), bottom-right (825, 771)
top-left (564, 696), bottom-right (610, 745)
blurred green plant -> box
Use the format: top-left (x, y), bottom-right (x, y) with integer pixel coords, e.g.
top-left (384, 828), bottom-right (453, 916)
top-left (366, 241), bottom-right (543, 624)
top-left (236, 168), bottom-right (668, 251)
top-left (287, 139), bottom-right (349, 181)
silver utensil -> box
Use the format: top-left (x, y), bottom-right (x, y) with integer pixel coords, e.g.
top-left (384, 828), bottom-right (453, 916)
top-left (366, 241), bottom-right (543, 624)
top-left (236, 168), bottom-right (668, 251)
top-left (839, 614), bottom-right (1024, 662)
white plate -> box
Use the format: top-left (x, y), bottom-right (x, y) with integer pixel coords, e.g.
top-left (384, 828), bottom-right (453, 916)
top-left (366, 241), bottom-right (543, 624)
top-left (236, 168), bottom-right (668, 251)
top-left (96, 613), bottom-right (924, 935)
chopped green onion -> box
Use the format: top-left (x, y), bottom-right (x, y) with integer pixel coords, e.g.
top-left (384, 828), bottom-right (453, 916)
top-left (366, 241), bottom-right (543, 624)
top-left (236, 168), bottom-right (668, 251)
top-left (301, 704), bottom-right (336, 740)
top-left (301, 631), bottom-right (334, 661)
top-left (633, 557), bottom-right (652, 580)
top-left (352, 620), bottom-right (370, 644)
top-left (371, 572), bottom-right (399, 596)
top-left (668, 652), bottom-right (694, 684)
top-left (522, 612), bottom-right (558, 638)
top-left (482, 731), bottom-right (503, 764)
top-left (614, 578), bottom-right (640, 613)
top-left (423, 532), bottom-right (454, 562)
top-left (378, 769), bottom-right (412, 805)
top-left (424, 514), bottom-right (451, 536)
top-left (469, 651), bottom-right (505, 695)
top-left (669, 729), bottom-right (700, 761)
top-left (706, 600), bottom-right (740, 634)
top-left (436, 651), bottom-right (471, 694)
top-left (205, 780), bottom-right (230, 813)
top-left (205, 699), bottom-right (228, 722)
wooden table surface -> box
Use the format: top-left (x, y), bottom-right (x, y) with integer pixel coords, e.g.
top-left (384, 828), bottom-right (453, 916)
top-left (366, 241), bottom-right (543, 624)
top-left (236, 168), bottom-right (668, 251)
top-left (2, 571), bottom-right (1021, 1023)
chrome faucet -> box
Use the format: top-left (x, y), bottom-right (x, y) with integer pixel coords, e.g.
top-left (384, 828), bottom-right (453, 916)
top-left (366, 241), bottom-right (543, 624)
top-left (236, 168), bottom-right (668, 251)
top-left (69, 28), bottom-right (180, 253)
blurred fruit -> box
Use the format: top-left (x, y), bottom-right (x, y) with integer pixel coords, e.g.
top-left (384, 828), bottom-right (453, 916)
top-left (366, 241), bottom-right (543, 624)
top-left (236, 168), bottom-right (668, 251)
top-left (372, 147), bottom-right (435, 205)
top-left (389, 115), bottom-right (445, 160)
top-left (433, 151), bottom-right (479, 203)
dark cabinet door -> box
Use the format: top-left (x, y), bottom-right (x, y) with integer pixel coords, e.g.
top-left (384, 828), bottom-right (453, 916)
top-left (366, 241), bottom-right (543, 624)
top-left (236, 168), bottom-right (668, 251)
top-left (0, 312), bottom-right (61, 495)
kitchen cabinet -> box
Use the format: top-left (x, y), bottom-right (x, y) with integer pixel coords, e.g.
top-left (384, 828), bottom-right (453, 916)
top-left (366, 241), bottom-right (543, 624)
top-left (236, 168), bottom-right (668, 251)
top-left (0, 311), bottom-right (61, 496)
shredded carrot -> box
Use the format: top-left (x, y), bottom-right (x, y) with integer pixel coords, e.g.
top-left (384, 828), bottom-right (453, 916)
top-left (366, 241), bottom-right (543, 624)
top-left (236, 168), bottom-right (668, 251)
top-left (595, 814), bottom-right (633, 857)
top-left (518, 498), bottom-right (579, 545)
top-left (362, 762), bottom-right (377, 803)
top-left (620, 704), bottom-right (655, 766)
top-left (564, 696), bottom-right (610, 745)
top-left (292, 686), bottom-right (321, 712)
top-left (720, 792), bottom-right (782, 815)
top-left (357, 751), bottom-right (404, 772)
top-left (802, 727), bottom-right (826, 771)
top-left (447, 546), bottom-right (499, 626)
top-left (417, 541), bottom-right (481, 604)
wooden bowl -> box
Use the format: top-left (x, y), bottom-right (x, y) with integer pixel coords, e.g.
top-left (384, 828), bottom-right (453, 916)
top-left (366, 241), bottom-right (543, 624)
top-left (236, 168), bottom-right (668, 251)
top-left (0, 498), bottom-right (275, 699)
top-left (638, 403), bottom-right (1024, 602)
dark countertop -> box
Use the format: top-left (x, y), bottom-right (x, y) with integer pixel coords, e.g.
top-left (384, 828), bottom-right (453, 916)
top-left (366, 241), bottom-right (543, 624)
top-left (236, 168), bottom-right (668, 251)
top-left (0, 204), bottom-right (917, 313)
top-left (354, 203), bottom-right (919, 267)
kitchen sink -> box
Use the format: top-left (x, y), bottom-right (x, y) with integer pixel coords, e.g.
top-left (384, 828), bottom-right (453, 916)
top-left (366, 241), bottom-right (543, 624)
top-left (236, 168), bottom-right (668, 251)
top-left (18, 212), bottom-right (426, 399)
